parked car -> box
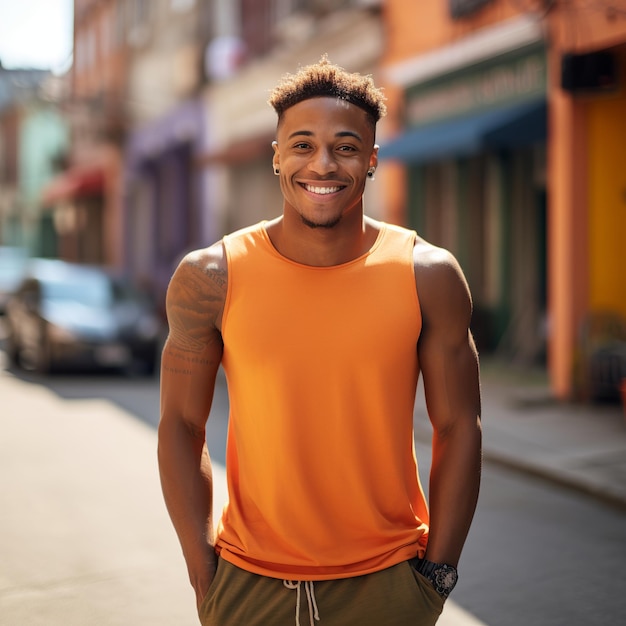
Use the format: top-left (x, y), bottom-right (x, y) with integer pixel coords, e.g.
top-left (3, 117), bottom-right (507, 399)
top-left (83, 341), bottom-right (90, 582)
top-left (5, 259), bottom-right (163, 375)
top-left (0, 246), bottom-right (29, 315)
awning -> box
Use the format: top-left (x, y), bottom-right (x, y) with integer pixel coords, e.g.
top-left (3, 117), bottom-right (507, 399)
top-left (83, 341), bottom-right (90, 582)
top-left (378, 98), bottom-right (546, 164)
top-left (41, 167), bottom-right (105, 205)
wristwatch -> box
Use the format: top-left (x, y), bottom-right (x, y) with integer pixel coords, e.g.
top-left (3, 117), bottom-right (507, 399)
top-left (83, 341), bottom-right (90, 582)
top-left (410, 557), bottom-right (458, 599)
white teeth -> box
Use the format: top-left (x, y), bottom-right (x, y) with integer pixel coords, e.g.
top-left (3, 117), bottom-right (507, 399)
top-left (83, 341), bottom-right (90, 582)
top-left (304, 184), bottom-right (341, 195)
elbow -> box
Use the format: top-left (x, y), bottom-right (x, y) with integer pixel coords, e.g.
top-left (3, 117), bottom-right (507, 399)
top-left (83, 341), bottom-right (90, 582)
top-left (433, 411), bottom-right (482, 446)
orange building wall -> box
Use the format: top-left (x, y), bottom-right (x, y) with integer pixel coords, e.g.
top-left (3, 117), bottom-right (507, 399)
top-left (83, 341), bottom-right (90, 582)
top-left (379, 0), bottom-right (525, 226)
top-left (547, 9), bottom-right (626, 398)
top-left (586, 49), bottom-right (626, 318)
top-left (552, 5), bottom-right (626, 55)
top-left (383, 1), bottom-right (522, 63)
top-left (546, 80), bottom-right (588, 399)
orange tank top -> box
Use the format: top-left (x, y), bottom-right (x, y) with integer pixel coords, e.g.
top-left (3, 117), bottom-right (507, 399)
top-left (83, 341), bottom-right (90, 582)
top-left (216, 221), bottom-right (429, 580)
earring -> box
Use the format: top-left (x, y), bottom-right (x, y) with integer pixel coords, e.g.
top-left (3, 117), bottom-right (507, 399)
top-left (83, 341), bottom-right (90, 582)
top-left (274, 167), bottom-right (280, 176)
top-left (367, 167), bottom-right (376, 180)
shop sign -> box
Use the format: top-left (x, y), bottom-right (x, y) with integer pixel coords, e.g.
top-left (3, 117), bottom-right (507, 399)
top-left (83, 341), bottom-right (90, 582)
top-left (449, 0), bottom-right (494, 18)
top-left (406, 48), bottom-right (546, 127)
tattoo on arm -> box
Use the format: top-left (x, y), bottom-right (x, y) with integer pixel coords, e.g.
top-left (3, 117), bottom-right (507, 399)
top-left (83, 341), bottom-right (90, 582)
top-left (161, 348), bottom-right (213, 375)
top-left (166, 256), bottom-right (226, 354)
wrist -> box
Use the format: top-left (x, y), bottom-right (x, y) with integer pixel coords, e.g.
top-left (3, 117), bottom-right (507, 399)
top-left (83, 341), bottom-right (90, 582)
top-left (186, 544), bottom-right (217, 584)
top-left (409, 557), bottom-right (458, 599)
top-left (190, 556), bottom-right (217, 600)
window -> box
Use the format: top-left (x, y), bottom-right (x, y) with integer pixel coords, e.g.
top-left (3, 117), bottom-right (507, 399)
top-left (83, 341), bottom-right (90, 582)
top-left (86, 27), bottom-right (96, 69)
top-left (127, 0), bottom-right (152, 47)
top-left (171, 0), bottom-right (196, 11)
top-left (115, 1), bottom-right (126, 46)
top-left (241, 0), bottom-right (273, 57)
top-left (449, 0), bottom-right (494, 19)
top-left (101, 9), bottom-right (113, 57)
top-left (240, 0), bottom-right (306, 58)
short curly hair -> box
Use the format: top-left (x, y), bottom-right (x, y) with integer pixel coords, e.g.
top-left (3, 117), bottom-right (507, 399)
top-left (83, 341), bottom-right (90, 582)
top-left (268, 55), bottom-right (387, 128)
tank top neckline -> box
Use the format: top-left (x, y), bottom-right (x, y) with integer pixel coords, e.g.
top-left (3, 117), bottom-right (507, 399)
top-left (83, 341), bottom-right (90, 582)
top-left (257, 220), bottom-right (388, 270)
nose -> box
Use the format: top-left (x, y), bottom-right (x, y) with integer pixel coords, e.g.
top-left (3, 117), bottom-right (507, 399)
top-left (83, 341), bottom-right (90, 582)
top-left (308, 147), bottom-right (338, 176)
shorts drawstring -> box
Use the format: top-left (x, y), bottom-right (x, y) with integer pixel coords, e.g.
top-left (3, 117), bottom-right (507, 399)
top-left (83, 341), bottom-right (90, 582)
top-left (283, 580), bottom-right (320, 626)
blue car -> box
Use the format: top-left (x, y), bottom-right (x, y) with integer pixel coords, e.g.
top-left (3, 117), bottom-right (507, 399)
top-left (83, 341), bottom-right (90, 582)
top-left (5, 259), bottom-right (163, 375)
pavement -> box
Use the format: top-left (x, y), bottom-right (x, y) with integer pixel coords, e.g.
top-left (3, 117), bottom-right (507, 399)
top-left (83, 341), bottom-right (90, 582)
top-left (0, 356), bottom-right (625, 626)
top-left (472, 360), bottom-right (626, 510)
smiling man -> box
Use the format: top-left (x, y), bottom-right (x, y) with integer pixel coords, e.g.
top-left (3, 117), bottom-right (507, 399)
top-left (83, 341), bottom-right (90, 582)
top-left (158, 57), bottom-right (482, 626)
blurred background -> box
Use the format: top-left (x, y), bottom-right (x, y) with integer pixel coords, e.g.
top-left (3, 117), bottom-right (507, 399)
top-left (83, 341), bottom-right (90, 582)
top-left (1, 3), bottom-right (626, 626)
top-left (1, 0), bottom-right (625, 399)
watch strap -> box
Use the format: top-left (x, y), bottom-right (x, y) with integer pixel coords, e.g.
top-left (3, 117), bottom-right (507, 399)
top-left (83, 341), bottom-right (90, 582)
top-left (413, 558), bottom-right (439, 579)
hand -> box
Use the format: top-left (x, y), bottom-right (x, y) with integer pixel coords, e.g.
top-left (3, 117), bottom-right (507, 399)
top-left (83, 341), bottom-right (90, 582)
top-left (193, 553), bottom-right (218, 612)
top-left (195, 566), bottom-right (216, 612)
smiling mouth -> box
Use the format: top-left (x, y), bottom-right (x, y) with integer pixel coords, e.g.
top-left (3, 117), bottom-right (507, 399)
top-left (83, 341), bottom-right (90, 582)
top-left (302, 183), bottom-right (344, 195)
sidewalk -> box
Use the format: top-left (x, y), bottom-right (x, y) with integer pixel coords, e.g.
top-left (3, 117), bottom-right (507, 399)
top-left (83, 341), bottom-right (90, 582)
top-left (0, 367), bottom-right (202, 626)
top-left (1, 360), bottom-right (625, 626)
top-left (428, 362), bottom-right (626, 510)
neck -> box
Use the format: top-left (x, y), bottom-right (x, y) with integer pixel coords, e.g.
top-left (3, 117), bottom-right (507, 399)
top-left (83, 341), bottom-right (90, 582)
top-left (266, 213), bottom-right (378, 267)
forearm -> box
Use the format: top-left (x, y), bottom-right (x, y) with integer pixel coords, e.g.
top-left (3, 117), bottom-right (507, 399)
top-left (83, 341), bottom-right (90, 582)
top-left (425, 415), bottom-right (482, 566)
top-left (157, 418), bottom-right (216, 595)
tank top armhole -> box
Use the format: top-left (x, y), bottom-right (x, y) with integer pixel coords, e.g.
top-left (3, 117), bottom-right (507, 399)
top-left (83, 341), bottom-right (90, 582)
top-left (408, 230), bottom-right (423, 342)
top-left (221, 236), bottom-right (235, 340)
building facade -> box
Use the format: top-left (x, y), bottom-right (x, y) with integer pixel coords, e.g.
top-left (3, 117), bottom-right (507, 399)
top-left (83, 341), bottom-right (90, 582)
top-left (0, 67), bottom-right (67, 254)
top-left (45, 0), bottom-right (210, 311)
top-left (42, 0), bottom-right (131, 267)
top-left (377, 0), bottom-right (626, 399)
top-left (546, 1), bottom-right (626, 399)
top-left (122, 0), bottom-right (209, 312)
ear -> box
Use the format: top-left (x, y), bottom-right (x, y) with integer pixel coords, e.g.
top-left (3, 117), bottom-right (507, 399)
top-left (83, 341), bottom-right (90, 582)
top-left (272, 140), bottom-right (279, 169)
top-left (369, 144), bottom-right (379, 171)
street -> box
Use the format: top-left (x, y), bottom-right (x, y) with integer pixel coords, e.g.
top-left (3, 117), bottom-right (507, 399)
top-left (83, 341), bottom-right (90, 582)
top-left (2, 356), bottom-right (626, 625)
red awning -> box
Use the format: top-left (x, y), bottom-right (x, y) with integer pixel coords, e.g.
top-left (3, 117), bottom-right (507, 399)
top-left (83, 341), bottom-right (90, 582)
top-left (41, 167), bottom-right (105, 205)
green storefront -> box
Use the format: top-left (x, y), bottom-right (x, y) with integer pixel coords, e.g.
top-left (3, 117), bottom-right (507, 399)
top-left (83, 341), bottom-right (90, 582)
top-left (381, 45), bottom-right (548, 362)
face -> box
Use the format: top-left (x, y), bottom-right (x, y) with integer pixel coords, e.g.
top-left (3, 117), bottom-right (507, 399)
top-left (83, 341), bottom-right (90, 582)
top-left (272, 97), bottom-right (378, 229)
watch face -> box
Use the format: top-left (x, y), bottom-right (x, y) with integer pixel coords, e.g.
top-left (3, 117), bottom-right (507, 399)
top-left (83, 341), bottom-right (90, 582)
top-left (434, 565), bottom-right (458, 596)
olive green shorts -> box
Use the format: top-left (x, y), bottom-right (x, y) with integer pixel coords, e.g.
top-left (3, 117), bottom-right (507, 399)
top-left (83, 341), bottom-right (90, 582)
top-left (199, 557), bottom-right (444, 626)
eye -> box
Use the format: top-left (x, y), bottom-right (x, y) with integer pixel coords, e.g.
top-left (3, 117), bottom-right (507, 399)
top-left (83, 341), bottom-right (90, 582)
top-left (293, 141), bottom-right (311, 150)
top-left (337, 145), bottom-right (357, 152)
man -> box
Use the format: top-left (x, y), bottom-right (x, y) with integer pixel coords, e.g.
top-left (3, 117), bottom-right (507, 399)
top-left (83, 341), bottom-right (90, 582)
top-left (158, 57), bottom-right (482, 626)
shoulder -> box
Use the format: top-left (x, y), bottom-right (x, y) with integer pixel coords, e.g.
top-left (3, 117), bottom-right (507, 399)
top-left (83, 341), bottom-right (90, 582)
top-left (166, 241), bottom-right (228, 339)
top-left (412, 237), bottom-right (473, 328)
top-left (413, 237), bottom-right (460, 275)
top-left (170, 241), bottom-right (227, 297)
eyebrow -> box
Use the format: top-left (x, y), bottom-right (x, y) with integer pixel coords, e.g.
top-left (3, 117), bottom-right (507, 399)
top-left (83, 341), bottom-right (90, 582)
top-left (287, 130), bottom-right (364, 143)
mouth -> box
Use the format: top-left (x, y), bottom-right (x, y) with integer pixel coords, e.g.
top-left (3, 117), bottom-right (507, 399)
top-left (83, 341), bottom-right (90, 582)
top-left (301, 183), bottom-right (344, 196)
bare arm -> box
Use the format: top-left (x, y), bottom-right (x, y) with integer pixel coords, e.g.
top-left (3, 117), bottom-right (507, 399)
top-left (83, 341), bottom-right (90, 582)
top-left (415, 242), bottom-right (482, 568)
top-left (157, 243), bottom-right (227, 609)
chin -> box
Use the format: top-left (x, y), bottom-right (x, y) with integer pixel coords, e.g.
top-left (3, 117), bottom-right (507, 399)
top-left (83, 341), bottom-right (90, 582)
top-left (300, 214), bottom-right (342, 229)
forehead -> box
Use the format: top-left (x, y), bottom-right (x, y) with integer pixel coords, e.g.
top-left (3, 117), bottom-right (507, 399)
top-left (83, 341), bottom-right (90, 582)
top-left (277, 97), bottom-right (373, 140)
